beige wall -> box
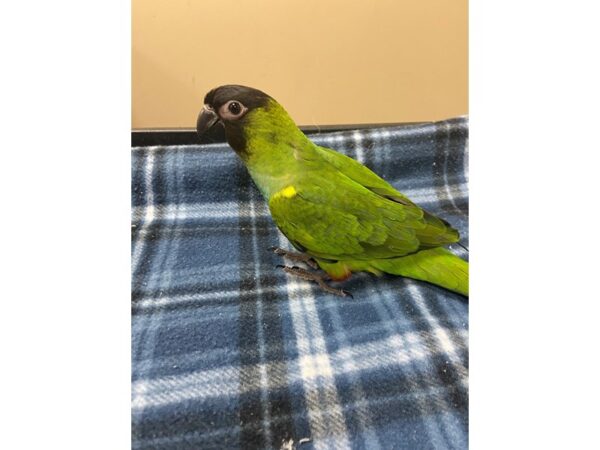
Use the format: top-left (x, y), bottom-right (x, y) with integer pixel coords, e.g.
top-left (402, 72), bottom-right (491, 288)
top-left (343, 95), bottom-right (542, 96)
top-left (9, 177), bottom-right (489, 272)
top-left (132, 0), bottom-right (467, 129)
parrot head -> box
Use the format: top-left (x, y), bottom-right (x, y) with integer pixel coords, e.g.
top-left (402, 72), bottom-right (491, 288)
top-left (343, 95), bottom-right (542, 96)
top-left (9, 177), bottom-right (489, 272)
top-left (196, 85), bottom-right (303, 158)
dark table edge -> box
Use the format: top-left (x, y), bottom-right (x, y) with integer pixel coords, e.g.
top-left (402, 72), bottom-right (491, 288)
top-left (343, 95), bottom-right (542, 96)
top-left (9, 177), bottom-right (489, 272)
top-left (132, 122), bottom-right (428, 147)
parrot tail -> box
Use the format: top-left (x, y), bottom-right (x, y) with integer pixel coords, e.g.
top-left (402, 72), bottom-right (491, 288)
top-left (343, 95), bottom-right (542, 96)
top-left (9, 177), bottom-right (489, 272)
top-left (372, 247), bottom-right (468, 296)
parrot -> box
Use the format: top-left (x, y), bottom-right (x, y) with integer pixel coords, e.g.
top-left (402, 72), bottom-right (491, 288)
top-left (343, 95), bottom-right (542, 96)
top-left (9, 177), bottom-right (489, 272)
top-left (196, 85), bottom-right (468, 297)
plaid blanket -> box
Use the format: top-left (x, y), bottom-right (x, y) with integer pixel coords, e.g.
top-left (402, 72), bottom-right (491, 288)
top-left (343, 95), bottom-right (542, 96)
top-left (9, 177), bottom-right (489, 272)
top-left (132, 117), bottom-right (469, 450)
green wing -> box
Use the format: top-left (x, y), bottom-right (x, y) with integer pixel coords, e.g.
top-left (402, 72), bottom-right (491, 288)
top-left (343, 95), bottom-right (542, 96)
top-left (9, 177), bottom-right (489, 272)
top-left (315, 145), bottom-right (417, 205)
top-left (269, 146), bottom-right (459, 260)
top-left (316, 145), bottom-right (460, 246)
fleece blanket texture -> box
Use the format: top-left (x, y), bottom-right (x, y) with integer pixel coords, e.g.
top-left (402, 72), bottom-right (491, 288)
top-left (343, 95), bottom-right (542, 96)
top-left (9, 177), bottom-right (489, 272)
top-left (132, 117), bottom-right (469, 449)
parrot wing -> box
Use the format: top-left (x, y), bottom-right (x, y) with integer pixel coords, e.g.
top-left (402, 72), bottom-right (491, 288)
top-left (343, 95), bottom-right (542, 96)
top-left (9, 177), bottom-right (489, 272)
top-left (315, 146), bottom-right (460, 248)
top-left (268, 172), bottom-right (428, 261)
top-left (315, 145), bottom-right (460, 246)
top-left (315, 145), bottom-right (417, 205)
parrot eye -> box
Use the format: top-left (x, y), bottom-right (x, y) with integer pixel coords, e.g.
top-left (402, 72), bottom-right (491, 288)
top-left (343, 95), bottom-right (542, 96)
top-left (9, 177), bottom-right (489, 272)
top-left (219, 100), bottom-right (248, 120)
top-left (228, 102), bottom-right (241, 114)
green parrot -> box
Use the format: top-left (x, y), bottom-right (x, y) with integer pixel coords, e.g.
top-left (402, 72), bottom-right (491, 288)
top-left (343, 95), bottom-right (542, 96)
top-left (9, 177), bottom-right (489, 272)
top-left (196, 85), bottom-right (468, 297)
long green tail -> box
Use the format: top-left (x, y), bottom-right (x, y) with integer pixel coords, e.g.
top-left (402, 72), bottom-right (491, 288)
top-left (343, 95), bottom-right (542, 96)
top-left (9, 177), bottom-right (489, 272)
top-left (372, 247), bottom-right (469, 296)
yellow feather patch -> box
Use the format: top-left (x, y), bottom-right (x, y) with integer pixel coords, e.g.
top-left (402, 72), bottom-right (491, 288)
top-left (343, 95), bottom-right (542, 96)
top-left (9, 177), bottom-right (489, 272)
top-left (274, 185), bottom-right (297, 199)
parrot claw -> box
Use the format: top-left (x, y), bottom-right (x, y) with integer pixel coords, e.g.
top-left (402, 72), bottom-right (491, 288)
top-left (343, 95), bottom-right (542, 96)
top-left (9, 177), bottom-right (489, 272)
top-left (277, 265), bottom-right (353, 298)
top-left (270, 247), bottom-right (319, 270)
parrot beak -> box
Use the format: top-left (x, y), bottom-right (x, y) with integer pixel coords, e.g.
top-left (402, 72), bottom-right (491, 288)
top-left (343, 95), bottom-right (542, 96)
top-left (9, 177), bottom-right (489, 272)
top-left (196, 105), bottom-right (220, 138)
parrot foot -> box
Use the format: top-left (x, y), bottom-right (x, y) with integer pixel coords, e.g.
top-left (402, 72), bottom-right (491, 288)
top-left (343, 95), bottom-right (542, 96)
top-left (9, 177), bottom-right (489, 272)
top-left (270, 247), bottom-right (319, 270)
top-left (276, 265), bottom-right (353, 298)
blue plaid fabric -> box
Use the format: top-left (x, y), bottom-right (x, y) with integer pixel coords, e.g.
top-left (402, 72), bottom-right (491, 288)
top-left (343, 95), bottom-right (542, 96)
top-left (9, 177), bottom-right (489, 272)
top-left (132, 117), bottom-right (469, 450)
